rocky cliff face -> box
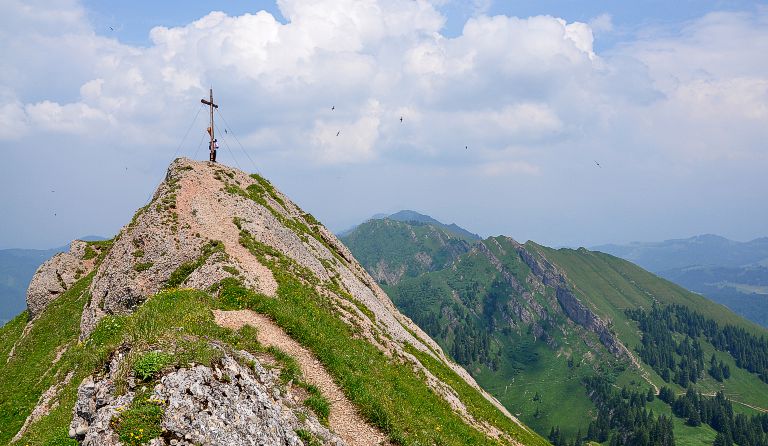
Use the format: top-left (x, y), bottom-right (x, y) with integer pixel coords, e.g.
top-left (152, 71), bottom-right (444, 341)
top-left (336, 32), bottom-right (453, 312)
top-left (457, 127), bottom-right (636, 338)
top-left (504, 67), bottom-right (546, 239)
top-left (20, 158), bottom-right (532, 445)
top-left (26, 240), bottom-right (95, 318)
top-left (517, 245), bottom-right (630, 358)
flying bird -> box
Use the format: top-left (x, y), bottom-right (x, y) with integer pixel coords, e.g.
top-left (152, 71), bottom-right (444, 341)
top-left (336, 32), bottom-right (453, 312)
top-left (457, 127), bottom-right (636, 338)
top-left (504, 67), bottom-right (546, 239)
top-left (224, 129), bottom-right (228, 134)
top-left (331, 106), bottom-right (335, 111)
top-left (109, 26), bottom-right (114, 31)
top-left (336, 131), bottom-right (340, 136)
top-left (594, 160), bottom-right (601, 168)
top-left (465, 145), bottom-right (468, 150)
top-left (400, 116), bottom-right (403, 123)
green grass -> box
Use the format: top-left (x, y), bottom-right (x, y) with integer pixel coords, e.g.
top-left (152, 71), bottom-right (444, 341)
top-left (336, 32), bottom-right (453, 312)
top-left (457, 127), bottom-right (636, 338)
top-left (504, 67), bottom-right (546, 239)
top-left (645, 398), bottom-right (718, 446)
top-left (0, 273), bottom-right (94, 443)
top-left (534, 244), bottom-right (768, 411)
top-left (220, 230), bottom-right (548, 445)
top-left (304, 384), bottom-right (330, 425)
top-left (133, 262), bottom-right (153, 272)
top-left (164, 240), bottom-right (225, 288)
top-left (111, 392), bottom-right (164, 446)
top-left (473, 334), bottom-right (600, 439)
top-left (1, 262), bottom-right (541, 445)
top-left (0, 285), bottom-right (262, 445)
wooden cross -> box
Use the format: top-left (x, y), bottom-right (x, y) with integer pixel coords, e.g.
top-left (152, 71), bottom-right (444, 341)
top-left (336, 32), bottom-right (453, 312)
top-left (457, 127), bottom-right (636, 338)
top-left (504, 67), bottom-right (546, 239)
top-left (201, 88), bottom-right (219, 162)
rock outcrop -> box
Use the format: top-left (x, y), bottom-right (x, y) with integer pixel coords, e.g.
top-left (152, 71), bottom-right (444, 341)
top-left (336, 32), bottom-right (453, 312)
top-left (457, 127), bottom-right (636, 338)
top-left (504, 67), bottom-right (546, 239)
top-left (26, 240), bottom-right (93, 318)
top-left (69, 347), bottom-right (340, 446)
top-left (517, 244), bottom-right (631, 358)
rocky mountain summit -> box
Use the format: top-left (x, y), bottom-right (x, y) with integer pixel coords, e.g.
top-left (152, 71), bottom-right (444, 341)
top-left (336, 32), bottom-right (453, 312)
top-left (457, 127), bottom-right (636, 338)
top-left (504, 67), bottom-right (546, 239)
top-left (1, 158), bottom-right (546, 446)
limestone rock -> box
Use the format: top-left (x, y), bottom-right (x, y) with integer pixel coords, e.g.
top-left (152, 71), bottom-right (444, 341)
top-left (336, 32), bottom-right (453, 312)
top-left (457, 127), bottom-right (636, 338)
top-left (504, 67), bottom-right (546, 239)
top-left (69, 348), bottom-right (342, 446)
top-left (26, 240), bottom-right (91, 318)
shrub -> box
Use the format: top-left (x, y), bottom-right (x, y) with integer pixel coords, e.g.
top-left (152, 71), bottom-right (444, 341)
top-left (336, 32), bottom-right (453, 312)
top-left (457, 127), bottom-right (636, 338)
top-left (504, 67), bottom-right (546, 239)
top-left (133, 351), bottom-right (173, 381)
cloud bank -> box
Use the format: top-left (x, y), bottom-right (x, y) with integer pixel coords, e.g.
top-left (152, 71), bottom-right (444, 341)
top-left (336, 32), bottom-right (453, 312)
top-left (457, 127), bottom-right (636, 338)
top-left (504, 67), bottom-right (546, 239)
top-left (1, 0), bottom-right (766, 248)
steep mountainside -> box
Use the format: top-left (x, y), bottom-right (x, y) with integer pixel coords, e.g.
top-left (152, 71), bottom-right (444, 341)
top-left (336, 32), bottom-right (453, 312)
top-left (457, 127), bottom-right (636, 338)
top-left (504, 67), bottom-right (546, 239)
top-left (342, 218), bottom-right (768, 446)
top-left (0, 159), bottom-right (545, 446)
top-left (594, 235), bottom-right (768, 327)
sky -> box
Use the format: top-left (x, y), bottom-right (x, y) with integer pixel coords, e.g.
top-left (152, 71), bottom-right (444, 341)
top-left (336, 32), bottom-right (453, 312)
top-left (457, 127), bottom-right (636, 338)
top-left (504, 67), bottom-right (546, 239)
top-left (1, 0), bottom-right (767, 249)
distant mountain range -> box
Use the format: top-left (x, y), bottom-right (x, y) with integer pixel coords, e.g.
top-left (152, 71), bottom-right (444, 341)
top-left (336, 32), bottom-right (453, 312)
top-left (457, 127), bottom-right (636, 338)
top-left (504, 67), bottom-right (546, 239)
top-left (593, 234), bottom-right (768, 270)
top-left (0, 236), bottom-right (104, 325)
top-left (594, 235), bottom-right (768, 327)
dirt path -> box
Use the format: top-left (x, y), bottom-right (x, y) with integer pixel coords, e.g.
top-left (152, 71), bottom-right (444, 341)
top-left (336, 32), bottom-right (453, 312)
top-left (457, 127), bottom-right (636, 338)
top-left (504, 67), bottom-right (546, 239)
top-left (697, 392), bottom-right (767, 413)
top-left (212, 309), bottom-right (388, 446)
top-left (627, 350), bottom-right (659, 394)
top-left (175, 167), bottom-right (278, 296)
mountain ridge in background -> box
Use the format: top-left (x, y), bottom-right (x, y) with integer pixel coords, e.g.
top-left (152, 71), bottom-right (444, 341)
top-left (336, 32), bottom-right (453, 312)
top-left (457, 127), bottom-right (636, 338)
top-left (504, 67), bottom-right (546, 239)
top-left (337, 209), bottom-right (481, 241)
top-left (341, 213), bottom-right (768, 446)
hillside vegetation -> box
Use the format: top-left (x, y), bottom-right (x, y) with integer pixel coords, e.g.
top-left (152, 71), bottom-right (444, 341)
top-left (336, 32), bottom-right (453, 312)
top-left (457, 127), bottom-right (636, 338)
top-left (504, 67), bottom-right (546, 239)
top-left (342, 217), bottom-right (768, 446)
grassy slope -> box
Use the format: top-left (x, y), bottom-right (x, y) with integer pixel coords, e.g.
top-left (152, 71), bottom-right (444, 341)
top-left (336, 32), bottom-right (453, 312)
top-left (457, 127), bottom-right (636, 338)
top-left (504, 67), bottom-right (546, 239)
top-left (0, 182), bottom-right (546, 446)
top-left (0, 273), bottom-right (93, 443)
top-left (343, 219), bottom-right (768, 445)
top-left (381, 236), bottom-right (612, 439)
top-left (0, 273), bottom-right (545, 446)
top-left (534, 244), bottom-right (768, 413)
top-left (341, 219), bottom-right (471, 281)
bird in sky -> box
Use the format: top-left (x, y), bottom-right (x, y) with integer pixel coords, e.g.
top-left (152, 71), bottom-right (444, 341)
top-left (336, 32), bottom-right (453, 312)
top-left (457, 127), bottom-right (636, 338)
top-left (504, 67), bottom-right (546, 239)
top-left (400, 116), bottom-right (403, 123)
top-left (465, 145), bottom-right (468, 150)
top-left (336, 130), bottom-right (341, 136)
top-left (109, 26), bottom-right (114, 31)
top-left (331, 106), bottom-right (335, 111)
top-left (224, 129), bottom-right (228, 134)
top-left (594, 160), bottom-right (601, 168)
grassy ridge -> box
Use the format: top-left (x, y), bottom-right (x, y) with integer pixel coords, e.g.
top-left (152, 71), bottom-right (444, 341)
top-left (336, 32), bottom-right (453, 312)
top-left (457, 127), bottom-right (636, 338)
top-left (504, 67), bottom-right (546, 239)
top-left (0, 251), bottom-right (544, 443)
top-left (232, 225), bottom-right (547, 445)
top-left (535, 245), bottom-right (765, 336)
top-left (534, 244), bottom-right (768, 412)
top-left (342, 219), bottom-right (473, 282)
top-left (342, 218), bottom-right (768, 446)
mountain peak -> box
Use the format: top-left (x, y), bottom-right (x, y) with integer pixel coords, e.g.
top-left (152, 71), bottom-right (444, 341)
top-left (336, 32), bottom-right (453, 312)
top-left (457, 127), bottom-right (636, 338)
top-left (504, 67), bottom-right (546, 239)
top-left (9, 158), bottom-right (542, 445)
top-left (382, 210), bottom-right (481, 241)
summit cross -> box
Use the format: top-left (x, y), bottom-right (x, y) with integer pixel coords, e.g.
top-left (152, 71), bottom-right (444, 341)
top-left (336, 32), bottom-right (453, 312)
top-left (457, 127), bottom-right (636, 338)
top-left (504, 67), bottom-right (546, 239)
top-left (201, 88), bottom-right (219, 163)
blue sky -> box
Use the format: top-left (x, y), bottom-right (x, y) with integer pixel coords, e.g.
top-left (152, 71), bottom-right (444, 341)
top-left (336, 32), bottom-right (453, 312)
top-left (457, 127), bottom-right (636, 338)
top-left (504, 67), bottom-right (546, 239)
top-left (1, 0), bottom-right (767, 249)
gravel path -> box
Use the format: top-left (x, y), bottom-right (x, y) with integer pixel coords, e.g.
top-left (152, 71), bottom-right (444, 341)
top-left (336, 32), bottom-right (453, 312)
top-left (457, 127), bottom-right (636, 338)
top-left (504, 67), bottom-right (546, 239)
top-left (175, 165), bottom-right (278, 296)
top-left (212, 309), bottom-right (388, 446)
